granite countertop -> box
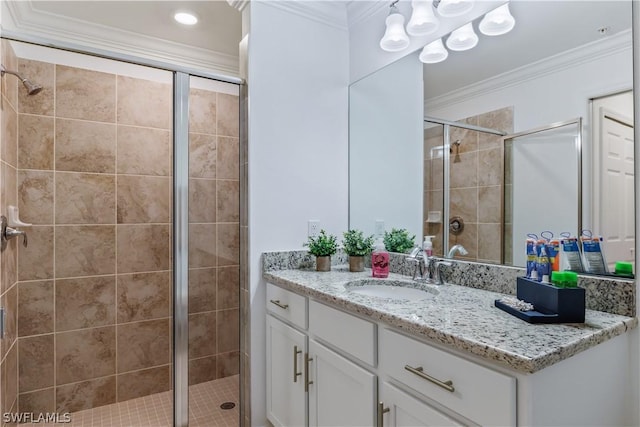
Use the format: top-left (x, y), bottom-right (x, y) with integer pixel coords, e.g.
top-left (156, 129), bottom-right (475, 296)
top-left (263, 266), bottom-right (638, 374)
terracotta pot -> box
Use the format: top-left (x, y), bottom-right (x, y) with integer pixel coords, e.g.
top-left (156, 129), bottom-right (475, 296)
top-left (316, 256), bottom-right (331, 272)
top-left (349, 255), bottom-right (365, 272)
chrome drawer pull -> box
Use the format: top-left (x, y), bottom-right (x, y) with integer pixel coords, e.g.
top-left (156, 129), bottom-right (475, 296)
top-left (304, 353), bottom-right (314, 392)
top-left (293, 345), bottom-right (302, 382)
top-left (404, 364), bottom-right (455, 392)
top-left (269, 299), bottom-right (289, 310)
top-left (377, 402), bottom-right (390, 427)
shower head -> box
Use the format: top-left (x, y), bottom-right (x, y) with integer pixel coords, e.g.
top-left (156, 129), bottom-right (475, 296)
top-left (0, 64), bottom-right (42, 95)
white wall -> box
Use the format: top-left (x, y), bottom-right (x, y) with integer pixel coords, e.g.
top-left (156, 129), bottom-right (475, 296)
top-left (425, 31), bottom-right (633, 265)
top-left (349, 53), bottom-right (424, 241)
top-left (246, 2), bottom-right (349, 424)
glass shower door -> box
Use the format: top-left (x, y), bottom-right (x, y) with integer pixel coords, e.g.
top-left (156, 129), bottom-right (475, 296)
top-left (177, 75), bottom-right (240, 426)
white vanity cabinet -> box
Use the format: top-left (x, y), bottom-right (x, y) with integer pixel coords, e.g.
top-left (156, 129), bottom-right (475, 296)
top-left (266, 315), bottom-right (307, 427)
top-left (379, 328), bottom-right (516, 426)
top-left (307, 339), bottom-right (376, 427)
top-left (266, 283), bottom-right (376, 427)
top-left (379, 382), bottom-right (462, 427)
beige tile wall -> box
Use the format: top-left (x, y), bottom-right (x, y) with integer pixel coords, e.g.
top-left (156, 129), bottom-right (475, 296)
top-left (10, 53), bottom-right (239, 416)
top-left (424, 107), bottom-right (513, 263)
top-left (1, 38), bottom-right (20, 426)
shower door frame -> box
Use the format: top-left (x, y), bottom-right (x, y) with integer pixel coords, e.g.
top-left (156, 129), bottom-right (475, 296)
top-left (0, 31), bottom-right (244, 427)
top-left (423, 116), bottom-right (506, 258)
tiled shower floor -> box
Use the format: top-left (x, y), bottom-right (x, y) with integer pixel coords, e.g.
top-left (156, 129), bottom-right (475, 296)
top-left (21, 375), bottom-right (239, 427)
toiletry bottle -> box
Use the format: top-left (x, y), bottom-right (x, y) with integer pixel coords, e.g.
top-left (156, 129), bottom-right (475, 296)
top-left (423, 236), bottom-right (435, 257)
top-left (536, 241), bottom-right (550, 283)
top-left (372, 239), bottom-right (390, 278)
top-left (560, 235), bottom-right (584, 272)
top-left (547, 238), bottom-right (560, 272)
top-left (526, 236), bottom-right (537, 278)
top-left (581, 234), bottom-right (608, 274)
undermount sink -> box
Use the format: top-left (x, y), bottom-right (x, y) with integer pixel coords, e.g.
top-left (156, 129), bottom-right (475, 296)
top-left (344, 278), bottom-right (439, 301)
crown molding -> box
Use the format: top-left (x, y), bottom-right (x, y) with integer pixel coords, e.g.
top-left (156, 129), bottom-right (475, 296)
top-left (346, 0), bottom-right (388, 28)
top-left (1, 1), bottom-right (240, 76)
top-left (227, 0), bottom-right (250, 12)
top-left (425, 29), bottom-right (632, 112)
top-left (258, 0), bottom-right (349, 31)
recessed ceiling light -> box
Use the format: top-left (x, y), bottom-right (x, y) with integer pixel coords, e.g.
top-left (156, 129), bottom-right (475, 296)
top-left (174, 11), bottom-right (198, 26)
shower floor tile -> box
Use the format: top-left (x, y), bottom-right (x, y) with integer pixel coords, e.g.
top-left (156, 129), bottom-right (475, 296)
top-left (20, 375), bottom-right (239, 427)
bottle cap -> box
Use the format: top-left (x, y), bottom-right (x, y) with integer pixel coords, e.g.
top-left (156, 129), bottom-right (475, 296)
top-left (614, 261), bottom-right (633, 276)
top-left (564, 271), bottom-right (578, 287)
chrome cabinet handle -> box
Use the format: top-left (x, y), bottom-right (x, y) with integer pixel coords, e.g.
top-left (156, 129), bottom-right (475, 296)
top-left (269, 299), bottom-right (289, 310)
top-left (293, 345), bottom-right (302, 383)
top-left (304, 353), bottom-right (314, 392)
top-left (377, 402), bottom-right (390, 427)
top-left (404, 364), bottom-right (455, 392)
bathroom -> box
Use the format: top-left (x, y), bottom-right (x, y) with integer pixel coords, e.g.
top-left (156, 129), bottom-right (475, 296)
top-left (1, 0), bottom-right (639, 426)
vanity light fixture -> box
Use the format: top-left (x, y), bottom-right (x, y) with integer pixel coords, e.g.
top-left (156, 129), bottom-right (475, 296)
top-left (419, 38), bottom-right (449, 63)
top-left (380, 1), bottom-right (411, 52)
top-left (407, 0), bottom-right (440, 37)
top-left (380, 0), bottom-right (515, 63)
top-left (174, 11), bottom-right (198, 26)
top-left (435, 0), bottom-right (475, 18)
top-left (446, 22), bottom-right (478, 51)
top-left (479, 3), bottom-right (515, 36)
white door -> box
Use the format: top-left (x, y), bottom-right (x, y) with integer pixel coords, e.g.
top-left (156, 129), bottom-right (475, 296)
top-left (378, 382), bottom-right (462, 427)
top-left (600, 109), bottom-right (634, 267)
top-left (266, 315), bottom-right (307, 427)
top-left (307, 339), bottom-right (376, 427)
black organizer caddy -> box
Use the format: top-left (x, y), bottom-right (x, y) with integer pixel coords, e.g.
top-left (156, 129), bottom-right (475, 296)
top-left (494, 276), bottom-right (585, 324)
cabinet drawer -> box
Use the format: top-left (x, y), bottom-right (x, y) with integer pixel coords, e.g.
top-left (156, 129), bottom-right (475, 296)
top-left (266, 283), bottom-right (307, 329)
top-left (309, 300), bottom-right (376, 366)
top-left (379, 328), bottom-right (516, 426)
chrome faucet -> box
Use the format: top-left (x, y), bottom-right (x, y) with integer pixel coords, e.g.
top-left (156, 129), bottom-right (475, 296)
top-left (447, 244), bottom-right (468, 259)
top-left (406, 247), bottom-right (436, 282)
top-left (434, 260), bottom-right (452, 285)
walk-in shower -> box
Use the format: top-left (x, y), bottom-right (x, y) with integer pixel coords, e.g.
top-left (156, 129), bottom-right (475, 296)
top-left (0, 64), bottom-right (42, 95)
top-left (423, 111), bottom-right (509, 263)
top-left (0, 38), bottom-right (244, 427)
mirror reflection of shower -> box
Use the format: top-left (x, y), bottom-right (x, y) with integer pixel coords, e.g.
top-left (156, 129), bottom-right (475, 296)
top-left (0, 64), bottom-right (43, 95)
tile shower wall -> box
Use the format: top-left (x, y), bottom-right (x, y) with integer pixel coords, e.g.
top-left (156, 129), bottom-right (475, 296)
top-left (1, 38), bottom-right (20, 425)
top-left (9, 54), bottom-right (239, 415)
top-left (424, 107), bottom-right (513, 263)
top-left (187, 83), bottom-right (240, 388)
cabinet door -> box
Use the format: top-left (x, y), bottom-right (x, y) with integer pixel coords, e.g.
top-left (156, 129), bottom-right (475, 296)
top-left (379, 382), bottom-right (463, 427)
top-left (267, 315), bottom-right (307, 427)
top-left (308, 339), bottom-right (376, 427)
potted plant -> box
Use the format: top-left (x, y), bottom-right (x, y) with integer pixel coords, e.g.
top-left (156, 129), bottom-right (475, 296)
top-left (383, 228), bottom-right (416, 254)
top-left (342, 229), bottom-right (375, 272)
top-left (305, 230), bottom-right (338, 271)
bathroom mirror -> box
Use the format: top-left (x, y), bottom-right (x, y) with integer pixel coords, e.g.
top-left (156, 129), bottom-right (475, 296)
top-left (348, 0), bottom-right (634, 271)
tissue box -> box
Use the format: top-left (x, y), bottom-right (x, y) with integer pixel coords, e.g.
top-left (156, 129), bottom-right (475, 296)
top-left (495, 277), bottom-right (585, 324)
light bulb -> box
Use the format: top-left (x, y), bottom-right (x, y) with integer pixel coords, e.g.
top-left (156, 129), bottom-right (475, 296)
top-left (419, 38), bottom-right (448, 63)
top-left (479, 3), bottom-right (515, 36)
top-left (407, 0), bottom-right (440, 37)
top-left (436, 0), bottom-right (474, 17)
top-left (446, 23), bottom-right (478, 51)
top-left (380, 8), bottom-right (410, 52)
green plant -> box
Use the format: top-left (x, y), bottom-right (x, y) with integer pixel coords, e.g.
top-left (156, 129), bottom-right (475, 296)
top-left (383, 228), bottom-right (416, 253)
top-left (305, 230), bottom-right (338, 257)
top-left (342, 229), bottom-right (375, 257)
